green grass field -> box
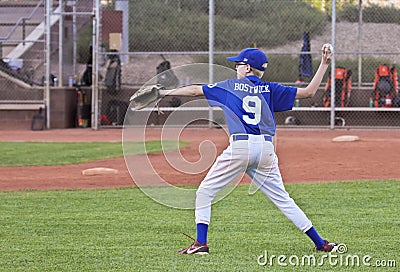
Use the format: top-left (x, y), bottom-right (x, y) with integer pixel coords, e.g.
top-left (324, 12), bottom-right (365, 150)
top-left (0, 141), bottom-right (183, 166)
top-left (0, 180), bottom-right (398, 271)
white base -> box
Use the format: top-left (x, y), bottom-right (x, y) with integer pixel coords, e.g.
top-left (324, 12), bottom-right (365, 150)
top-left (332, 135), bottom-right (360, 142)
top-left (82, 167), bottom-right (119, 176)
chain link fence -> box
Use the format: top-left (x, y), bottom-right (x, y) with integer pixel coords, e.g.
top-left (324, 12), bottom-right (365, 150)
top-left (0, 0), bottom-right (94, 128)
top-left (1, 0), bottom-right (399, 128)
top-left (97, 0), bottom-right (400, 128)
top-left (0, 0), bottom-right (46, 105)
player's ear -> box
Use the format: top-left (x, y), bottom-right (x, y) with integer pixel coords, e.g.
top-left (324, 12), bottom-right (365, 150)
top-left (247, 65), bottom-right (252, 73)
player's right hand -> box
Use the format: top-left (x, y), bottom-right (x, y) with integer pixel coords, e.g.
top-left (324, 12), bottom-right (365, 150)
top-left (321, 43), bottom-right (333, 65)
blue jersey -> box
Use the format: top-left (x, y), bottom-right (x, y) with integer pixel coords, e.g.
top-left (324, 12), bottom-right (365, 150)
top-left (202, 75), bottom-right (297, 136)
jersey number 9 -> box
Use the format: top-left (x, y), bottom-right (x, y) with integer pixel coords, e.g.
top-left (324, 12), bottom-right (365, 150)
top-left (242, 96), bottom-right (261, 125)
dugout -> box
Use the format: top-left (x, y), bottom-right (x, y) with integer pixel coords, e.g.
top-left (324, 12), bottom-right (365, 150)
top-left (0, 86), bottom-right (92, 129)
top-left (48, 86), bottom-right (92, 129)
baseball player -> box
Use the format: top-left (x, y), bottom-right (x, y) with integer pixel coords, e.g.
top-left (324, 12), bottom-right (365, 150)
top-left (159, 44), bottom-right (337, 255)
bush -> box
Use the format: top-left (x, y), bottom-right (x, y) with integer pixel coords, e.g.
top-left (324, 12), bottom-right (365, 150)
top-left (77, 1), bottom-right (327, 58)
top-left (338, 5), bottom-right (400, 24)
top-left (130, 0), bottom-right (326, 51)
top-left (337, 5), bottom-right (359, 22)
top-left (363, 6), bottom-right (400, 24)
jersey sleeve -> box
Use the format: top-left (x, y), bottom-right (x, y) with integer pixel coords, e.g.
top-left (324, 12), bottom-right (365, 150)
top-left (202, 80), bottom-right (229, 107)
top-left (270, 83), bottom-right (297, 112)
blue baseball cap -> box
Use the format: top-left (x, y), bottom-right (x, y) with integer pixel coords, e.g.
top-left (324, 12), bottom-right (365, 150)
top-left (226, 48), bottom-right (268, 71)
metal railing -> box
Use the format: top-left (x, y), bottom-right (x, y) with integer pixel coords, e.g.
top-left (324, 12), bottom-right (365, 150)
top-left (0, 0), bottom-right (45, 44)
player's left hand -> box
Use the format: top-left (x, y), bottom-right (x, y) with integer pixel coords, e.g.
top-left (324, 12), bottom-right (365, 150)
top-left (130, 84), bottom-right (165, 110)
top-left (321, 43), bottom-right (333, 65)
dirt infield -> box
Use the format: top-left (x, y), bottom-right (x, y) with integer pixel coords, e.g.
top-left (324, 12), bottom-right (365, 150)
top-left (0, 128), bottom-right (399, 191)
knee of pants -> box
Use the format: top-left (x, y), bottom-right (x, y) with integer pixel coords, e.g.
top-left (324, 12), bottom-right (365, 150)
top-left (196, 186), bottom-right (215, 199)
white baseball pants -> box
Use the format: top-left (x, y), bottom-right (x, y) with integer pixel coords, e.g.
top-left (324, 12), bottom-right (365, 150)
top-left (195, 134), bottom-right (313, 232)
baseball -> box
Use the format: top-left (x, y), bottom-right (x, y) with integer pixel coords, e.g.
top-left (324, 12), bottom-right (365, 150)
top-left (323, 43), bottom-right (333, 53)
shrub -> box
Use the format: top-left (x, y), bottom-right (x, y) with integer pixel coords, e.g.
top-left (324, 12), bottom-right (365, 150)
top-left (130, 0), bottom-right (326, 51)
top-left (338, 4), bottom-right (400, 24)
top-left (363, 6), bottom-right (400, 24)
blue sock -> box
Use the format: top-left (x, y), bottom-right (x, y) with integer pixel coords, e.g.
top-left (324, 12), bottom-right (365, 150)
top-left (305, 226), bottom-right (325, 249)
top-left (196, 223), bottom-right (208, 244)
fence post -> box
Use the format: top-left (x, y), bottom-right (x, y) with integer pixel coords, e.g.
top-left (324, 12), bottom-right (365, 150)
top-left (58, 0), bottom-right (63, 87)
top-left (115, 0), bottom-right (129, 64)
top-left (91, 0), bottom-right (101, 130)
top-left (208, 0), bottom-right (215, 128)
top-left (358, 0), bottom-right (363, 88)
top-left (330, 0), bottom-right (336, 129)
top-left (45, 0), bottom-right (52, 129)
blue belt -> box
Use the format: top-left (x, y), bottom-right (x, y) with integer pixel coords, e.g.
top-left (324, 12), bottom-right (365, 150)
top-left (232, 134), bottom-right (272, 142)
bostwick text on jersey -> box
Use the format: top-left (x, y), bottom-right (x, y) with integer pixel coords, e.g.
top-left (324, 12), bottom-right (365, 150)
top-left (234, 83), bottom-right (270, 94)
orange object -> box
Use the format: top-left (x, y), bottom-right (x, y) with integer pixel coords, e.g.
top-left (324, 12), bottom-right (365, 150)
top-left (372, 65), bottom-right (398, 107)
top-left (323, 67), bottom-right (352, 107)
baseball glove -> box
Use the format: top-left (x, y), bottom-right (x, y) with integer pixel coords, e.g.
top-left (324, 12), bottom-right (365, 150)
top-left (129, 84), bottom-right (165, 110)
